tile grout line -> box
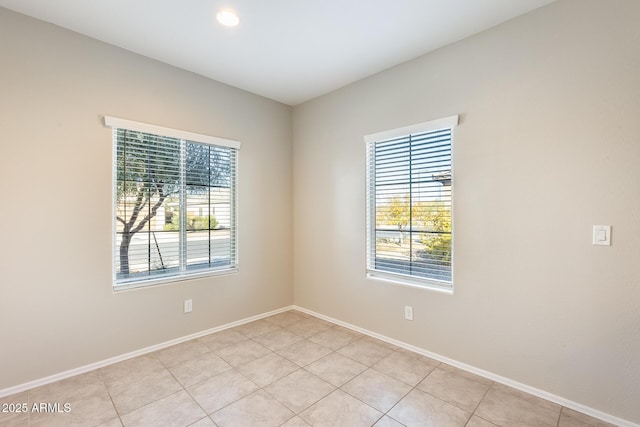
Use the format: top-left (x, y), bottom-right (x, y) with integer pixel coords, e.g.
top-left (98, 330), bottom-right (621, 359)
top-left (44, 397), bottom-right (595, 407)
top-left (465, 382), bottom-right (495, 427)
top-left (367, 352), bottom-right (436, 426)
top-left (230, 314), bottom-right (375, 424)
top-left (375, 362), bottom-right (437, 427)
top-left (5, 309), bottom-right (619, 427)
top-left (178, 319), bottom-right (298, 423)
top-left (157, 354), bottom-right (211, 426)
top-left (95, 367), bottom-right (123, 426)
top-left (557, 406), bottom-right (565, 427)
top-left (296, 308), bottom-right (635, 427)
top-left (252, 317), bottom-right (432, 426)
top-left (214, 313), bottom-right (317, 424)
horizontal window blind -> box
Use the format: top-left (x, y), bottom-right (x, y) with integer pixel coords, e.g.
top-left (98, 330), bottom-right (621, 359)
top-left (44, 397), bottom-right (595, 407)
top-left (109, 118), bottom-right (238, 289)
top-left (366, 117), bottom-right (456, 288)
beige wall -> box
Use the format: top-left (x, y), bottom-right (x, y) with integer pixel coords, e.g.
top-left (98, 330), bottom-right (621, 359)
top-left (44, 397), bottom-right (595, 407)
top-left (2, 0), bottom-right (639, 423)
top-left (0, 8), bottom-right (292, 389)
top-left (293, 0), bottom-right (640, 423)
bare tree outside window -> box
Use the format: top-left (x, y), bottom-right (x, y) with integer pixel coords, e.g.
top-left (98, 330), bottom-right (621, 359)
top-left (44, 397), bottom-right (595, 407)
top-left (115, 129), bottom-right (233, 282)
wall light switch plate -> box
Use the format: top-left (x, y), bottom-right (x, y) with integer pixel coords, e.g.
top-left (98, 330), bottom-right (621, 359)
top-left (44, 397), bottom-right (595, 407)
top-left (593, 225), bottom-right (611, 246)
top-left (184, 299), bottom-right (193, 313)
top-left (404, 305), bottom-right (413, 321)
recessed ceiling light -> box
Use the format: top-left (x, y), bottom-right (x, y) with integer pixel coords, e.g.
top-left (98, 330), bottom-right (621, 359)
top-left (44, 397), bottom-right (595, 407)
top-left (216, 9), bottom-right (239, 27)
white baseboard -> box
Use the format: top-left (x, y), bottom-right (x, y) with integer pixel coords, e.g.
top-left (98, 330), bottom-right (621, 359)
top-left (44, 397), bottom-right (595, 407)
top-left (0, 305), bottom-right (293, 398)
top-left (293, 305), bottom-right (637, 427)
top-left (2, 304), bottom-right (635, 427)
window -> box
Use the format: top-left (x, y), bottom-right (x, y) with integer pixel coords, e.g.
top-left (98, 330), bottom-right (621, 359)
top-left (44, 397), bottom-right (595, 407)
top-left (365, 116), bottom-right (458, 291)
top-left (105, 116), bottom-right (239, 290)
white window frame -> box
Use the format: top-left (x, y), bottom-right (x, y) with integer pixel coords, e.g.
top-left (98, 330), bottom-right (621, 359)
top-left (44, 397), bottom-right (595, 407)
top-left (105, 116), bottom-right (240, 291)
top-left (365, 115), bottom-right (458, 293)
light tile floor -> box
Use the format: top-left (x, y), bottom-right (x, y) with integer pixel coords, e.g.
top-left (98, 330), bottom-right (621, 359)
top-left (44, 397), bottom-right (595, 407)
top-left (0, 310), bottom-right (617, 427)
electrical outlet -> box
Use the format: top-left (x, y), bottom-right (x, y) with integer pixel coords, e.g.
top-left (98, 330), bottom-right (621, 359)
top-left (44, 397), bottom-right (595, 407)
top-left (404, 305), bottom-right (413, 321)
top-left (184, 299), bottom-right (193, 313)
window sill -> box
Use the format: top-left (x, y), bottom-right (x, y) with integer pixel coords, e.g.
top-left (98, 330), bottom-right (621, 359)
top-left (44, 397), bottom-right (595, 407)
top-left (366, 270), bottom-right (453, 295)
top-left (113, 267), bottom-right (238, 292)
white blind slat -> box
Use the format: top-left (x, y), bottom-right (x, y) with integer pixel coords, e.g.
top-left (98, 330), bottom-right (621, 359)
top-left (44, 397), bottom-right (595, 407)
top-left (113, 123), bottom-right (238, 289)
top-left (366, 117), bottom-right (456, 289)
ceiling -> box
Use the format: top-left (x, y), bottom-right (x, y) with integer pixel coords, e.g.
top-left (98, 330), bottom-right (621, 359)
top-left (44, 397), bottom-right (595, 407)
top-left (0, 0), bottom-right (556, 105)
